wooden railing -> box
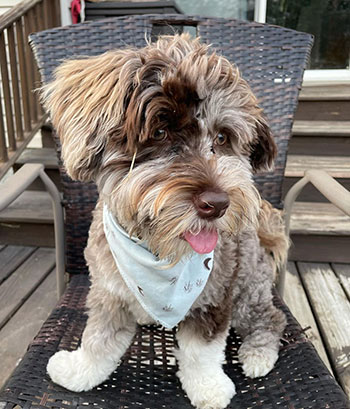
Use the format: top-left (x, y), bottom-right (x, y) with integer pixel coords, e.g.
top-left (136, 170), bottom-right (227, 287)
top-left (0, 0), bottom-right (60, 180)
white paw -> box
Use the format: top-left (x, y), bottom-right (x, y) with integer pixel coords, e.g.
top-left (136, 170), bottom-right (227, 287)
top-left (239, 346), bottom-right (278, 378)
top-left (177, 369), bottom-right (236, 409)
top-left (47, 348), bottom-right (117, 392)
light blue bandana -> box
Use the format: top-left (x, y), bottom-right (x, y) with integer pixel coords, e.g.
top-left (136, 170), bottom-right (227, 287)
top-left (103, 205), bottom-right (214, 328)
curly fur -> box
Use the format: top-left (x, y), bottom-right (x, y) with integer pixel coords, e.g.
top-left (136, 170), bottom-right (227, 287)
top-left (258, 200), bottom-right (290, 269)
top-left (42, 34), bottom-right (287, 409)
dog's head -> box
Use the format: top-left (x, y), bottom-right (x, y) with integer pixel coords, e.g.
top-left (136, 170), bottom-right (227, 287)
top-left (42, 34), bottom-right (276, 262)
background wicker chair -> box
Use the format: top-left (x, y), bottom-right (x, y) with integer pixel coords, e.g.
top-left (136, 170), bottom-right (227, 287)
top-left (0, 14), bottom-right (349, 409)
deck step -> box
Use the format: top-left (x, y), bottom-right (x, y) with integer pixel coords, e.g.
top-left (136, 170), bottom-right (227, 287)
top-left (15, 148), bottom-right (58, 169)
top-left (290, 202), bottom-right (350, 236)
top-left (285, 155), bottom-right (350, 178)
top-left (295, 100), bottom-right (350, 121)
top-left (296, 85), bottom-right (350, 121)
top-left (299, 85), bottom-right (350, 101)
top-left (289, 202), bottom-right (350, 263)
top-left (0, 191), bottom-right (55, 247)
top-left (292, 121), bottom-right (350, 137)
top-left (14, 148), bottom-right (61, 191)
top-left (0, 191), bottom-right (53, 224)
top-left (290, 121), bottom-right (350, 156)
top-left (288, 135), bottom-right (350, 157)
top-left (283, 155), bottom-right (350, 202)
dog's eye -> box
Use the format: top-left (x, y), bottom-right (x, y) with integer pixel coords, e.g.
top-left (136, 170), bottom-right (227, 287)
top-left (215, 133), bottom-right (227, 146)
top-left (153, 129), bottom-right (167, 141)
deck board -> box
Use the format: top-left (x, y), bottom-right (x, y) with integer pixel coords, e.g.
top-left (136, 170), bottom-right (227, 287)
top-left (0, 245), bottom-right (36, 285)
top-left (290, 202), bottom-right (350, 236)
top-left (298, 262), bottom-right (350, 397)
top-left (285, 155), bottom-right (350, 178)
top-left (0, 269), bottom-right (57, 388)
top-left (292, 120), bottom-right (350, 136)
top-left (0, 191), bottom-right (54, 223)
top-left (284, 262), bottom-right (333, 373)
top-left (332, 263), bottom-right (350, 300)
top-left (0, 247), bottom-right (55, 330)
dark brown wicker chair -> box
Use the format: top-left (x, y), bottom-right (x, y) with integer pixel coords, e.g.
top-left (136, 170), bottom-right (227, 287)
top-left (1, 14), bottom-right (349, 409)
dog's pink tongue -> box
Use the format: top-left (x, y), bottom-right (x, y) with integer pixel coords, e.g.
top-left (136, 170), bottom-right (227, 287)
top-left (184, 230), bottom-right (218, 254)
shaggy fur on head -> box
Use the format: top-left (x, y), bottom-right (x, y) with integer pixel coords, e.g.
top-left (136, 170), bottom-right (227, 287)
top-left (43, 34), bottom-right (288, 409)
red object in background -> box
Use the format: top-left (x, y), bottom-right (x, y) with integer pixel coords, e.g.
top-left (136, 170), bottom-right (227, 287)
top-left (71, 0), bottom-right (81, 24)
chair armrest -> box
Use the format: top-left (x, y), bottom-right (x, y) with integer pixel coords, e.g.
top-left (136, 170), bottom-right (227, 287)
top-left (278, 169), bottom-right (350, 297)
top-left (0, 164), bottom-right (44, 211)
top-left (284, 169), bottom-right (350, 237)
top-left (0, 164), bottom-right (65, 298)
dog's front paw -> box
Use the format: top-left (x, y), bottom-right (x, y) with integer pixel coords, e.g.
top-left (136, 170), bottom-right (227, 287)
top-left (238, 345), bottom-right (278, 378)
top-left (177, 369), bottom-right (236, 409)
top-left (47, 348), bottom-right (117, 392)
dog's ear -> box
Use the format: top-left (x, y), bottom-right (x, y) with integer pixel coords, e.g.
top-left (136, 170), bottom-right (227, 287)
top-left (249, 117), bottom-right (277, 172)
top-left (41, 50), bottom-right (141, 182)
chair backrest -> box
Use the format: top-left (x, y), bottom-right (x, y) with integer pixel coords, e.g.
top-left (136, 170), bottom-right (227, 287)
top-left (30, 14), bottom-right (313, 275)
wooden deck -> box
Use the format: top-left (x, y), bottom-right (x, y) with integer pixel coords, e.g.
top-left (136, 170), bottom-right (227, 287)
top-left (285, 261), bottom-right (350, 398)
top-left (0, 245), bottom-right (349, 400)
top-left (0, 245), bottom-right (57, 388)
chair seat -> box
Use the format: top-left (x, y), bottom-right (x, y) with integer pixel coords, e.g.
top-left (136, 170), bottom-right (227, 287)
top-left (1, 274), bottom-right (349, 409)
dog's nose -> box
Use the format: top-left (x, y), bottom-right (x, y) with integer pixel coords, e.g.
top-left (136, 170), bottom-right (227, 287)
top-left (194, 190), bottom-right (230, 219)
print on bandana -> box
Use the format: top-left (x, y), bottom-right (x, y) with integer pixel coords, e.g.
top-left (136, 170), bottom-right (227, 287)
top-left (103, 205), bottom-right (214, 328)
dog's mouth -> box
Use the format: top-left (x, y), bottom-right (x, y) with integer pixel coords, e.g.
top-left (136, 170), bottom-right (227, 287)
top-left (183, 229), bottom-right (218, 254)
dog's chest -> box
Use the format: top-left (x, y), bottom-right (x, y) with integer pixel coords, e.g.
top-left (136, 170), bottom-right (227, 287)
top-left (96, 266), bottom-right (156, 325)
top-left (190, 234), bottom-right (239, 310)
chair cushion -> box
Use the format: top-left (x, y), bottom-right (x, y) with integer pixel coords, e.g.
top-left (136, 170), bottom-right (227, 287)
top-left (1, 274), bottom-right (349, 409)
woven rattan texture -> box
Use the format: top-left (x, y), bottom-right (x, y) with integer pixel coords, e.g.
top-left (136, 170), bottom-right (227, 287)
top-left (1, 274), bottom-right (349, 409)
top-left (29, 14), bottom-right (313, 275)
top-left (1, 16), bottom-right (347, 409)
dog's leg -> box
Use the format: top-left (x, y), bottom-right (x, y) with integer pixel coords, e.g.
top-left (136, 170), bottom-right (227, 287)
top-left (176, 312), bottom-right (236, 409)
top-left (233, 251), bottom-right (286, 379)
top-left (237, 325), bottom-right (284, 379)
top-left (47, 286), bottom-right (136, 392)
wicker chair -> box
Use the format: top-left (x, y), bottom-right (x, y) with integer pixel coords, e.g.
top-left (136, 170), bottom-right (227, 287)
top-left (1, 14), bottom-right (349, 409)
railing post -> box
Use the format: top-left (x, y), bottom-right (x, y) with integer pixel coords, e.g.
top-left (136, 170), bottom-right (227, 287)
top-left (23, 11), bottom-right (38, 123)
top-left (0, 86), bottom-right (8, 162)
top-left (54, 0), bottom-right (62, 27)
top-left (43, 0), bottom-right (50, 29)
top-left (16, 18), bottom-right (31, 133)
top-left (29, 4), bottom-right (44, 116)
top-left (0, 0), bottom-right (62, 179)
top-left (0, 31), bottom-right (16, 151)
top-left (7, 25), bottom-right (24, 142)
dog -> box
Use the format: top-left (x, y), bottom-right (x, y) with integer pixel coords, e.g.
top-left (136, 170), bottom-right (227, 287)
top-left (42, 34), bottom-right (288, 409)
